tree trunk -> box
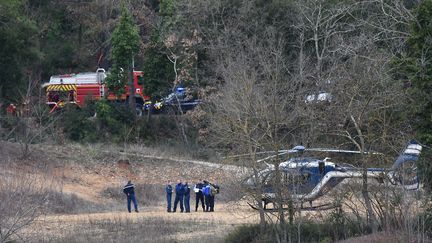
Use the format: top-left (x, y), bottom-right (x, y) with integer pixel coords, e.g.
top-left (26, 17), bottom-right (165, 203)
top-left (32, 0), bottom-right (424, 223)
top-left (362, 167), bottom-right (378, 233)
top-left (247, 138), bottom-right (266, 230)
top-left (252, 166), bottom-right (267, 231)
top-left (273, 156), bottom-right (287, 243)
top-left (128, 63), bottom-right (136, 113)
top-left (351, 114), bottom-right (378, 233)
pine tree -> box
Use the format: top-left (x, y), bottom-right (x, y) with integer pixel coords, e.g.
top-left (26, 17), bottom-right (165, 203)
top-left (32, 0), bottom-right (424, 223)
top-left (392, 1), bottom-right (432, 190)
top-left (105, 3), bottom-right (140, 110)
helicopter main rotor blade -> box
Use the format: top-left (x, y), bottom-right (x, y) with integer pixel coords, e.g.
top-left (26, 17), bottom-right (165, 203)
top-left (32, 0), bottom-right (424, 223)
top-left (257, 151), bottom-right (293, 163)
top-left (222, 149), bottom-right (300, 160)
top-left (305, 148), bottom-right (383, 155)
top-left (222, 151), bottom-right (282, 159)
top-left (222, 147), bottom-right (382, 160)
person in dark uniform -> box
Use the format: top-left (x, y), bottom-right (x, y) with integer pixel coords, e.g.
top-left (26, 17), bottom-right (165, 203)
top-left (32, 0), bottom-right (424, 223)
top-left (123, 180), bottom-right (139, 213)
top-left (209, 182), bottom-right (220, 212)
top-left (183, 181), bottom-right (191, 213)
top-left (165, 180), bottom-right (173, 212)
top-left (202, 180), bottom-right (211, 212)
top-left (173, 179), bottom-right (184, 212)
top-left (194, 181), bottom-right (205, 212)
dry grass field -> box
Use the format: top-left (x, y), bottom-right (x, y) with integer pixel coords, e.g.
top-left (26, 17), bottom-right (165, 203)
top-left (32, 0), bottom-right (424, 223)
top-left (0, 141), bottom-right (254, 242)
top-left (24, 205), bottom-right (259, 242)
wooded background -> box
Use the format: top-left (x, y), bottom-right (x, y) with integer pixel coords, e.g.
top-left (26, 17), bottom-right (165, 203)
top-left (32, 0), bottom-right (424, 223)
top-left (1, 1), bottom-right (432, 242)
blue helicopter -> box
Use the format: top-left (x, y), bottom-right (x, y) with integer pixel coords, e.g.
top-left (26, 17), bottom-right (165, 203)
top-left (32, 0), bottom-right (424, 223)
top-left (244, 140), bottom-right (423, 211)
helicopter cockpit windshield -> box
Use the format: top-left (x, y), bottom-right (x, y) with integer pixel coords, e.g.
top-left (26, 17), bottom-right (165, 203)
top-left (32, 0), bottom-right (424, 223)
top-left (261, 168), bottom-right (315, 195)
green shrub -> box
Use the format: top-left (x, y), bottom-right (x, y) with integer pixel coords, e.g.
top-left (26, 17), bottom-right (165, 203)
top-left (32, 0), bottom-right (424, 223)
top-left (225, 216), bottom-right (365, 243)
top-left (60, 104), bottom-right (98, 142)
top-left (225, 224), bottom-right (262, 243)
top-left (56, 99), bottom-right (200, 145)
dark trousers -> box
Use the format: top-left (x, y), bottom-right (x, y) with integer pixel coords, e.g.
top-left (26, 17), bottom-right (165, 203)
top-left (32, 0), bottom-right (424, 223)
top-left (173, 194), bottom-right (184, 212)
top-left (167, 193), bottom-right (172, 212)
top-left (184, 194), bottom-right (190, 212)
top-left (195, 192), bottom-right (205, 211)
top-left (204, 195), bottom-right (211, 211)
top-left (127, 194), bottom-right (138, 212)
top-left (209, 195), bottom-right (215, 211)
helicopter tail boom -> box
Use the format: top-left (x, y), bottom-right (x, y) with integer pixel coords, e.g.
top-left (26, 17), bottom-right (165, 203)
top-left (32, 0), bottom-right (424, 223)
top-left (292, 170), bottom-right (385, 201)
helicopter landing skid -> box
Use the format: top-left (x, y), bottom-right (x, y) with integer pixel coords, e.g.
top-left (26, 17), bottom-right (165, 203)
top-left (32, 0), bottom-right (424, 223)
top-left (247, 202), bottom-right (337, 212)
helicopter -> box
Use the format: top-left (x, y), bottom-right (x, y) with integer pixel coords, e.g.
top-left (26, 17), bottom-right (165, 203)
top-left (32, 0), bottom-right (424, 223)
top-left (243, 140), bottom-right (423, 211)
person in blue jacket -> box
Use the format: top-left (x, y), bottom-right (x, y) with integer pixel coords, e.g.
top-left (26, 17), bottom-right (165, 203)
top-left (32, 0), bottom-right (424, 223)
top-left (183, 181), bottom-right (191, 213)
top-left (173, 179), bottom-right (184, 212)
top-left (202, 180), bottom-right (211, 212)
top-left (202, 180), bottom-right (220, 212)
top-left (165, 180), bottom-right (173, 212)
top-left (123, 180), bottom-right (138, 213)
top-left (209, 182), bottom-right (220, 212)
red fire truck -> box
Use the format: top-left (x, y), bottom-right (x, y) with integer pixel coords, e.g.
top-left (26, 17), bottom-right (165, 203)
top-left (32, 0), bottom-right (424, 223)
top-left (42, 68), bottom-right (150, 114)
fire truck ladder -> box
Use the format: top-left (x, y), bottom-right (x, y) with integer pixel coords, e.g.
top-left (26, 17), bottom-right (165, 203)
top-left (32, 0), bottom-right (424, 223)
top-left (100, 84), bottom-right (105, 97)
top-left (96, 68), bottom-right (106, 98)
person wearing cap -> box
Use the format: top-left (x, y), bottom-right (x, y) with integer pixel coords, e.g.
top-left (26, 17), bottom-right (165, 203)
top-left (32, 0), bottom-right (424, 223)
top-left (123, 180), bottom-right (139, 213)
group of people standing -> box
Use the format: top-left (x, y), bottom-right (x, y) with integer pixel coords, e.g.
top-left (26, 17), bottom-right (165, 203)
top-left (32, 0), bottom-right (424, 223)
top-left (166, 180), bottom-right (220, 213)
top-left (122, 179), bottom-right (220, 214)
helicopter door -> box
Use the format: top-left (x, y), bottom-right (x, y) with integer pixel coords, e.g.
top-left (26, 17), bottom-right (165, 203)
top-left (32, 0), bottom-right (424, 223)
top-left (282, 170), bottom-right (312, 195)
top-left (261, 171), bottom-right (275, 193)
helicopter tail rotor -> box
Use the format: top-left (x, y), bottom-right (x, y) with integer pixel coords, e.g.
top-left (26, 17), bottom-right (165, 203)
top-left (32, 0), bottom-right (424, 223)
top-left (389, 140), bottom-right (422, 190)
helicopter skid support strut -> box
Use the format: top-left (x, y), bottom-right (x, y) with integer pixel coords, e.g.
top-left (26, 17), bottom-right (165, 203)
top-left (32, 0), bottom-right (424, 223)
top-left (247, 202), bottom-right (337, 212)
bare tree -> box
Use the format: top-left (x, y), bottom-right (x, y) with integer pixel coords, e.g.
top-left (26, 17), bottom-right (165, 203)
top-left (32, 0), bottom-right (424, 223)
top-left (173, 0), bottom-right (424, 240)
top-left (0, 172), bottom-right (50, 243)
top-left (4, 79), bottom-right (61, 158)
top-left (205, 24), bottom-right (315, 241)
top-left (291, 0), bottom-right (418, 233)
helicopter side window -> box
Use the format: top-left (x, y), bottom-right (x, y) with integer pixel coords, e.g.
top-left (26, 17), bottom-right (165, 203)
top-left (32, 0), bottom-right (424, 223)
top-left (262, 171), bottom-right (274, 185)
top-left (283, 171), bottom-right (309, 186)
top-left (263, 171), bottom-right (287, 186)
